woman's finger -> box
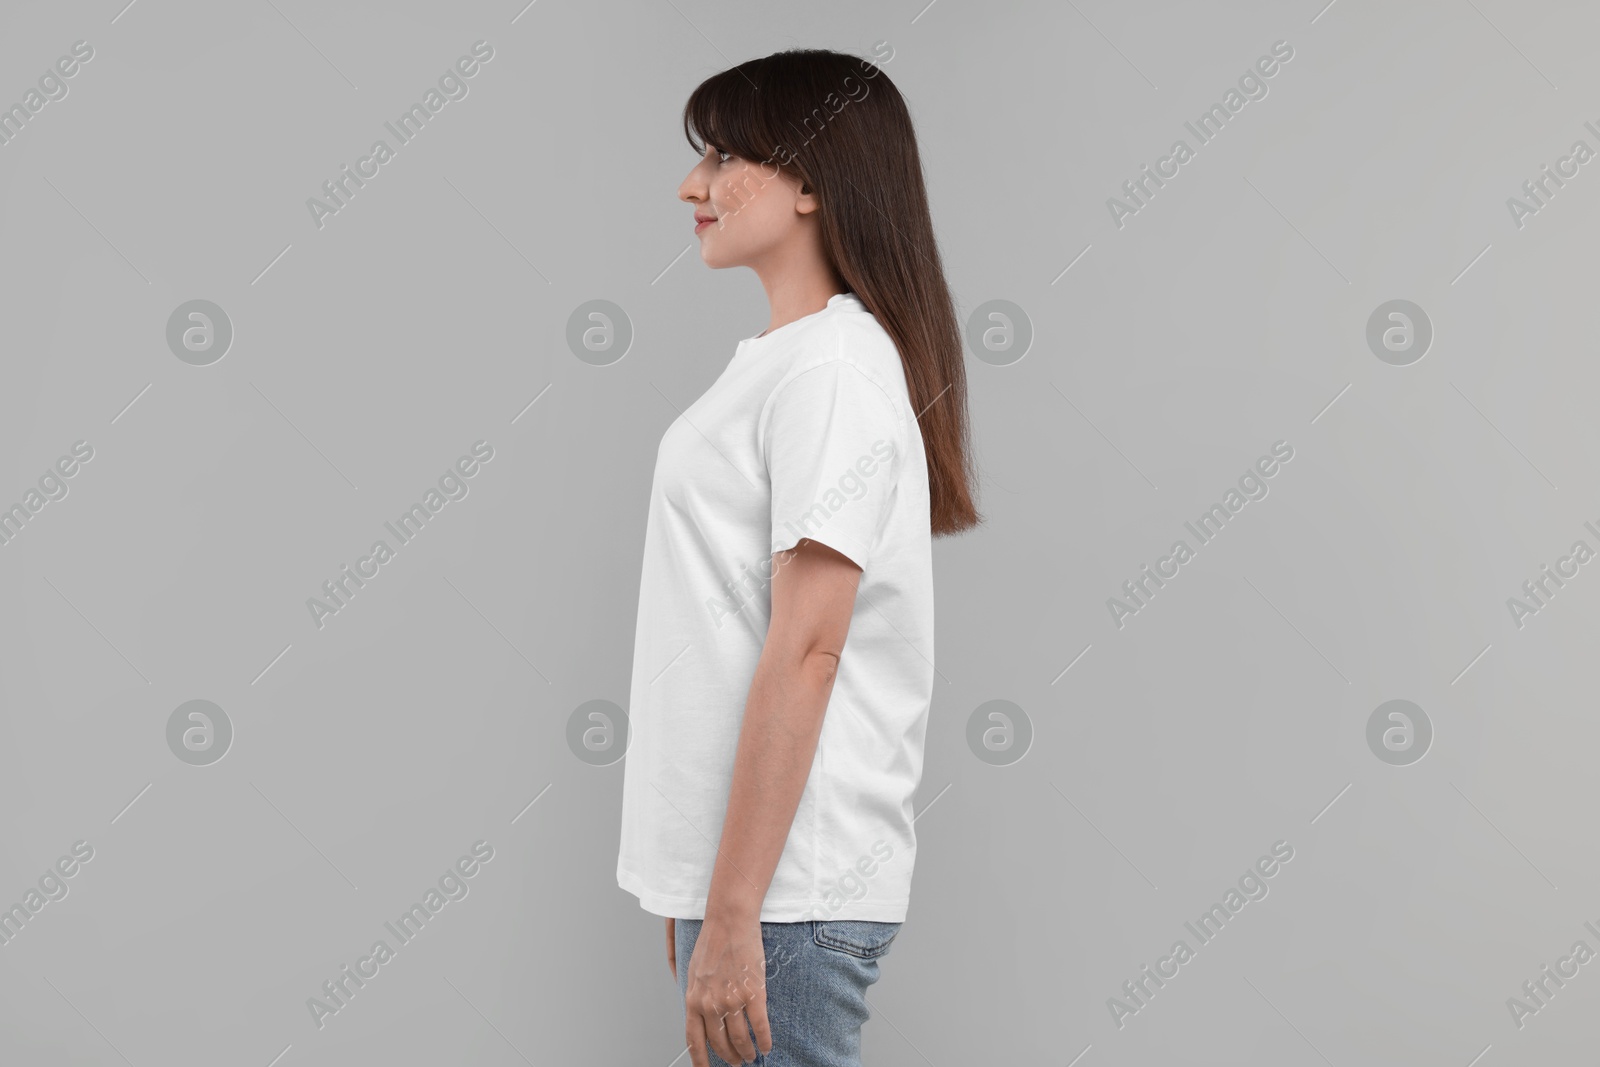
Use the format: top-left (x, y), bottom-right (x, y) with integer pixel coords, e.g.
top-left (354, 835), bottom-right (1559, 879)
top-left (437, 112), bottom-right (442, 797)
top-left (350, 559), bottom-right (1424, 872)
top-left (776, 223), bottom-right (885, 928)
top-left (745, 981), bottom-right (773, 1057)
top-left (685, 1012), bottom-right (710, 1067)
top-left (723, 1004), bottom-right (758, 1064)
top-left (666, 918), bottom-right (677, 981)
top-left (704, 1003), bottom-right (744, 1066)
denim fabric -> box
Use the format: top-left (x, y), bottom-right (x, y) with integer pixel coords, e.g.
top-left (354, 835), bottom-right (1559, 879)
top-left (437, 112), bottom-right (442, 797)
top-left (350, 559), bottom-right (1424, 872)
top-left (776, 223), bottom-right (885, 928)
top-left (674, 918), bottom-right (902, 1066)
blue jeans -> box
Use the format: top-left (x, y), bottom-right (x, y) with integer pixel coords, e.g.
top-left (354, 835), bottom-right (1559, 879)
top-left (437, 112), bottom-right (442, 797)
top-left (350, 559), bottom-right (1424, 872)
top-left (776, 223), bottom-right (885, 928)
top-left (674, 918), bottom-right (902, 1066)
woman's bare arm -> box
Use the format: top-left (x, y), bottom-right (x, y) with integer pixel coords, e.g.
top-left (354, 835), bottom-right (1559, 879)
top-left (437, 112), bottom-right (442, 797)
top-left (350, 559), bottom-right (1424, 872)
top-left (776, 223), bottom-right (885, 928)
top-left (703, 537), bottom-right (861, 921)
top-left (680, 538), bottom-right (861, 1065)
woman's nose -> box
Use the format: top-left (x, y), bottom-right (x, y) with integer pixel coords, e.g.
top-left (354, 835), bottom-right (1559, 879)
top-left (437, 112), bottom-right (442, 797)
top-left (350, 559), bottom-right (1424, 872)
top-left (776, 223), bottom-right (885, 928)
top-left (679, 159), bottom-right (711, 204)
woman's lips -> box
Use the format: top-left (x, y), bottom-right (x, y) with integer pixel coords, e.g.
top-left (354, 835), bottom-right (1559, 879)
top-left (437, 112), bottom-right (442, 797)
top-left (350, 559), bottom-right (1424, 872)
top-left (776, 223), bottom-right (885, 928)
top-left (694, 217), bottom-right (716, 233)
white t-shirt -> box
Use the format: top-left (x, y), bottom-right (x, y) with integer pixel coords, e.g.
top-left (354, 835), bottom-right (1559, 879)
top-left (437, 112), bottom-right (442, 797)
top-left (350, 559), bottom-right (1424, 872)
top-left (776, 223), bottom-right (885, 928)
top-left (617, 291), bottom-right (934, 923)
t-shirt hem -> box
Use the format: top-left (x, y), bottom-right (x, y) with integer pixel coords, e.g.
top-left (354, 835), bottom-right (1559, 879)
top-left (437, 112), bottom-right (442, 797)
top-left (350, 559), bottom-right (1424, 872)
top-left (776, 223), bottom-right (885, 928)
top-left (771, 528), bottom-right (872, 573)
top-left (618, 867), bottom-right (909, 923)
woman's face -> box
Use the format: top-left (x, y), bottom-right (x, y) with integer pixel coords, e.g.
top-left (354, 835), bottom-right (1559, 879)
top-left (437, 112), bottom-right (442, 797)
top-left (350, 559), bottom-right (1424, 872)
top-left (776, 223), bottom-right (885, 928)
top-left (679, 144), bottom-right (811, 269)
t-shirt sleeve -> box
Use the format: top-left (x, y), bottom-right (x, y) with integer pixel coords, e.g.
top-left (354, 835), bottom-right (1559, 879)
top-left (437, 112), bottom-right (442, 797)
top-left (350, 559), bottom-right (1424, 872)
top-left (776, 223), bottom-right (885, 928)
top-left (762, 358), bottom-right (903, 570)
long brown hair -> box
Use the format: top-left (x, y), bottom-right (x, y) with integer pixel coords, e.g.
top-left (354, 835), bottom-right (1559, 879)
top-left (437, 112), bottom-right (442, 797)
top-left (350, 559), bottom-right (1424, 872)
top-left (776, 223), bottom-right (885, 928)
top-left (683, 48), bottom-right (981, 537)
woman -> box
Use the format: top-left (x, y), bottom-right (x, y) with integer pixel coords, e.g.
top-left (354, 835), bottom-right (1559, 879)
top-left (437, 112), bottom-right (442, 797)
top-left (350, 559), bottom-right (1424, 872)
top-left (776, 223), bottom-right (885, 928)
top-left (617, 47), bottom-right (980, 1066)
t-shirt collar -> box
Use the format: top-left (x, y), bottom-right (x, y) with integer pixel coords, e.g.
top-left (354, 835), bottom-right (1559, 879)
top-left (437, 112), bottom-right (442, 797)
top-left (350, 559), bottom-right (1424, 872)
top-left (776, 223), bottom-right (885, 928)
top-left (739, 292), bottom-right (859, 348)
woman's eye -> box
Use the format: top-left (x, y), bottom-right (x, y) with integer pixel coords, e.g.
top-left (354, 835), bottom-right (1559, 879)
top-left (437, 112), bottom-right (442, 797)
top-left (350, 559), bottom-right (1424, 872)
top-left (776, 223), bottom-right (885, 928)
top-left (714, 148), bottom-right (731, 164)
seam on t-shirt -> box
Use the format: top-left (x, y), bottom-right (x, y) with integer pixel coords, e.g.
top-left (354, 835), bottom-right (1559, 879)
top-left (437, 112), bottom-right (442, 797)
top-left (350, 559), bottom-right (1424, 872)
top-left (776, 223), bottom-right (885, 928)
top-left (812, 731), bottom-right (823, 921)
top-left (618, 867), bottom-right (911, 919)
top-left (758, 328), bottom-right (908, 474)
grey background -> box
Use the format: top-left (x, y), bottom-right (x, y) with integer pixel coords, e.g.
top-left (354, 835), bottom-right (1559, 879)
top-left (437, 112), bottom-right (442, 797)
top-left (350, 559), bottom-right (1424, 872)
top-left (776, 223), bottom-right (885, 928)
top-left (1, 0), bottom-right (1596, 1063)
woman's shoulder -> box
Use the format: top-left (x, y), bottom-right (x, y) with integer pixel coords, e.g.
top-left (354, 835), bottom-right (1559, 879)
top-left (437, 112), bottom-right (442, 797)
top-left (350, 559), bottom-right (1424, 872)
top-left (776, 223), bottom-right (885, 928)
top-left (775, 312), bottom-right (908, 411)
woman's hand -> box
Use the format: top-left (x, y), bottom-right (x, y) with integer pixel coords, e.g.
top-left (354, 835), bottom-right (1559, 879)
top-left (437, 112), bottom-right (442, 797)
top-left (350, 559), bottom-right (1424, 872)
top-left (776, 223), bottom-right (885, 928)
top-left (666, 917), bottom-right (676, 981)
top-left (682, 912), bottom-right (773, 1066)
